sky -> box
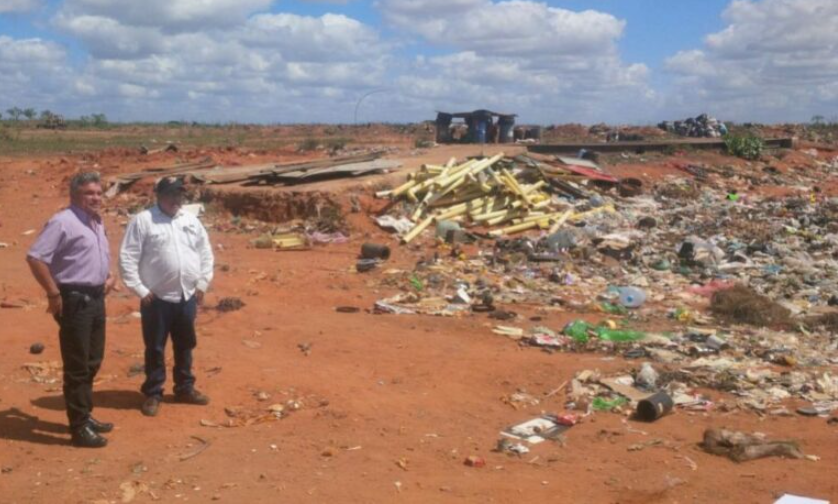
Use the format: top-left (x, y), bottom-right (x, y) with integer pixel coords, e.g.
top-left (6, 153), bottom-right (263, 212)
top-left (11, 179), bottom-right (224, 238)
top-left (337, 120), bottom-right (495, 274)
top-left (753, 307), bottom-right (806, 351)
top-left (0, 0), bottom-right (837, 125)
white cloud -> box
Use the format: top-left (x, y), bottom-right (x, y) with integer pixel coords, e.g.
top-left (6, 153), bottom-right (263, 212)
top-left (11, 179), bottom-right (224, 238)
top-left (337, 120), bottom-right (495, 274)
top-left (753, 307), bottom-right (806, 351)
top-left (380, 0), bottom-right (624, 57)
top-left (0, 36), bottom-right (71, 108)
top-left (3, 0), bottom-right (654, 123)
top-left (36, 1), bottom-right (392, 122)
top-left (57, 0), bottom-right (274, 32)
top-left (378, 0), bottom-right (654, 123)
top-left (665, 0), bottom-right (838, 122)
top-left (54, 14), bottom-right (164, 59)
top-left (241, 13), bottom-right (385, 62)
top-left (0, 0), bottom-right (40, 13)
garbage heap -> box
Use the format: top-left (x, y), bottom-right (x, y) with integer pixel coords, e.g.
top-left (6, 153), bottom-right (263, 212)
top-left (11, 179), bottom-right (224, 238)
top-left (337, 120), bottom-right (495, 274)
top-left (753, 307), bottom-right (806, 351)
top-left (659, 113), bottom-right (727, 138)
top-left (370, 152), bottom-right (838, 418)
top-left (375, 153), bottom-right (623, 244)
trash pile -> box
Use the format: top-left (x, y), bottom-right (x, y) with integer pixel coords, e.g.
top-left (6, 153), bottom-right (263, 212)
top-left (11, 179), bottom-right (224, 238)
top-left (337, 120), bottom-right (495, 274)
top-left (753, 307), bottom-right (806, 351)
top-left (370, 150), bottom-right (838, 420)
top-left (375, 154), bottom-right (630, 244)
top-left (376, 154), bottom-right (557, 243)
top-left (659, 113), bottom-right (728, 138)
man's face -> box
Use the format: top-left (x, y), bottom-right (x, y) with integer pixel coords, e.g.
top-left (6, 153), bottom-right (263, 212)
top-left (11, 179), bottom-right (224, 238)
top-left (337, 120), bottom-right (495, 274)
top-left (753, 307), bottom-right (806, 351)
top-left (158, 191), bottom-right (185, 216)
top-left (72, 182), bottom-right (103, 215)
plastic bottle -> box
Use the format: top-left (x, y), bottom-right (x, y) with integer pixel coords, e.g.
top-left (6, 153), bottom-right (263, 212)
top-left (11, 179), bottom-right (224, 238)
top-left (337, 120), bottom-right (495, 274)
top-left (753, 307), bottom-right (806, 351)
top-left (592, 396), bottom-right (628, 411)
top-left (618, 287), bottom-right (647, 308)
top-left (563, 320), bottom-right (593, 343)
top-left (595, 327), bottom-right (646, 342)
top-left (600, 302), bottom-right (628, 315)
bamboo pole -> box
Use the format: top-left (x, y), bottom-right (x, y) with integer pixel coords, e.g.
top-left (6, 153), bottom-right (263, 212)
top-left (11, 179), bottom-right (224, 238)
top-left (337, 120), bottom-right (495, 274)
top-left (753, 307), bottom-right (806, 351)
top-left (390, 179), bottom-right (418, 198)
top-left (547, 209), bottom-right (574, 234)
top-left (402, 216), bottom-right (434, 244)
top-left (488, 218), bottom-right (546, 236)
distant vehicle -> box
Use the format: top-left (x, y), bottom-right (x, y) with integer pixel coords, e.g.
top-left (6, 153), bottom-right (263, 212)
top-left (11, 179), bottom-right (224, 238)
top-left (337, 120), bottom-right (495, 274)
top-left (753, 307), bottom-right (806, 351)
top-left (37, 113), bottom-right (67, 130)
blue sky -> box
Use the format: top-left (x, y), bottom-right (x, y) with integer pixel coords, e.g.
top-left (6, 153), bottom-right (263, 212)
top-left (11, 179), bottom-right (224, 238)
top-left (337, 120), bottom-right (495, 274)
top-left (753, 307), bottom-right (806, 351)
top-left (1, 0), bottom-right (836, 124)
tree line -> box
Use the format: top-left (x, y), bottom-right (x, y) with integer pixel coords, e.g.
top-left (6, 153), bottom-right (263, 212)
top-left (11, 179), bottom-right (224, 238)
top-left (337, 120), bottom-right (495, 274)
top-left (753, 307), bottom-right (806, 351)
top-left (1, 107), bottom-right (108, 127)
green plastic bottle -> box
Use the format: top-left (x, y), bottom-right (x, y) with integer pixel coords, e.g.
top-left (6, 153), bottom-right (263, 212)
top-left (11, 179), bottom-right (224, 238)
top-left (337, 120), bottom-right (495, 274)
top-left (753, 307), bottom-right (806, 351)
top-left (594, 327), bottom-right (646, 342)
top-left (563, 320), bottom-right (593, 343)
top-left (600, 302), bottom-right (628, 315)
top-left (592, 396), bottom-right (629, 411)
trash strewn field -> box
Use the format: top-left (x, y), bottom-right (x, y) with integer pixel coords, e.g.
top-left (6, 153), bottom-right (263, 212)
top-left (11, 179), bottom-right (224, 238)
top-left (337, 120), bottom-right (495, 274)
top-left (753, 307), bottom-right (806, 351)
top-left (1, 124), bottom-right (837, 503)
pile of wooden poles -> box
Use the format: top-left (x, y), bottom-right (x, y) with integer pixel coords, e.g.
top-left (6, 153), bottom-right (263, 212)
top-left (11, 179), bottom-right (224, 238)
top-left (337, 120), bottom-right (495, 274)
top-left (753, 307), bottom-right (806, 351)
top-left (377, 154), bottom-right (608, 243)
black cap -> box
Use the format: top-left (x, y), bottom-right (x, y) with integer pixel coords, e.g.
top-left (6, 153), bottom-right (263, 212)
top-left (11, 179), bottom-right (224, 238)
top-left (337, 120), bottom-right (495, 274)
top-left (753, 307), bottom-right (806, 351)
top-left (155, 176), bottom-right (186, 195)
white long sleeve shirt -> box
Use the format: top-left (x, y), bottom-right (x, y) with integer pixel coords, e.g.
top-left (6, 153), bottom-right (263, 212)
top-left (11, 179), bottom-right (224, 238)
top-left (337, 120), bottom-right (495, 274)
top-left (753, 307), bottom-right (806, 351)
top-left (119, 205), bottom-right (214, 303)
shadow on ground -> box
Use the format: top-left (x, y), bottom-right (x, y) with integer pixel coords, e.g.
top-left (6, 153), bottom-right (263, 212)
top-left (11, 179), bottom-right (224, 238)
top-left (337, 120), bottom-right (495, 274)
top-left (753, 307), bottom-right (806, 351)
top-left (0, 408), bottom-right (67, 446)
top-left (31, 389), bottom-right (145, 411)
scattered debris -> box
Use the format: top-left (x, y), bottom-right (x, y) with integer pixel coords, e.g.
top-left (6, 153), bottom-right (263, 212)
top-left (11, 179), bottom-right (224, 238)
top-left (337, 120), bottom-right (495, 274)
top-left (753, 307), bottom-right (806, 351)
top-left (139, 142), bottom-right (178, 155)
top-left (217, 297), bottom-right (245, 312)
top-left (463, 455), bottom-right (486, 468)
top-left (119, 480), bottom-right (150, 503)
top-left (636, 391), bottom-right (674, 422)
top-left (360, 243), bottom-right (391, 261)
top-left (127, 362), bottom-right (144, 378)
top-left (774, 495), bottom-right (830, 504)
top-left (659, 113), bottom-right (727, 138)
top-left (501, 416), bottom-right (572, 445)
top-left (702, 428), bottom-right (805, 462)
top-left (178, 436), bottom-right (211, 461)
top-left (22, 361), bottom-right (61, 384)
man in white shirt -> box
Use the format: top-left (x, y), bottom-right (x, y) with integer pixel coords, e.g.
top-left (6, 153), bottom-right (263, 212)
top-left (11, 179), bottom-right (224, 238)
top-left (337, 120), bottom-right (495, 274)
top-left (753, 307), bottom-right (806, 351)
top-left (119, 177), bottom-right (214, 417)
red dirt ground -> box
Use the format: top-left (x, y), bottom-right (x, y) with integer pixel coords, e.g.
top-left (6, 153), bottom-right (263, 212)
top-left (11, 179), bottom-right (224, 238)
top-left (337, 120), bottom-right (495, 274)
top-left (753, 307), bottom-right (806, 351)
top-left (1, 143), bottom-right (837, 504)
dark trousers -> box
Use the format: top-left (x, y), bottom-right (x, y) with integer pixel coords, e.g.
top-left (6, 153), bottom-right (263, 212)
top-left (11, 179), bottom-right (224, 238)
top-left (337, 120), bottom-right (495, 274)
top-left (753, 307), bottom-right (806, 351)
top-left (140, 295), bottom-right (197, 398)
top-left (56, 290), bottom-right (106, 431)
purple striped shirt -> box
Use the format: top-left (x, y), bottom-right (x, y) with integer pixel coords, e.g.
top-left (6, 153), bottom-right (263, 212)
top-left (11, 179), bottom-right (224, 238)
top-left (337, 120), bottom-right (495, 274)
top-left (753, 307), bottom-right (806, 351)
top-left (28, 205), bottom-right (110, 286)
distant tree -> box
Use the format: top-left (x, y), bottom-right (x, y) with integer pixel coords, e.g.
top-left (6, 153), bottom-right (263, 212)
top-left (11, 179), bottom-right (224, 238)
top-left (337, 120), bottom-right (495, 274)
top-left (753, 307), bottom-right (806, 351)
top-left (22, 108), bottom-right (37, 121)
top-left (92, 113), bottom-right (108, 127)
top-left (79, 115), bottom-right (91, 127)
top-left (812, 115), bottom-right (825, 126)
top-left (39, 109), bottom-right (54, 120)
top-left (0, 111), bottom-right (3, 120)
top-left (6, 107), bottom-right (22, 121)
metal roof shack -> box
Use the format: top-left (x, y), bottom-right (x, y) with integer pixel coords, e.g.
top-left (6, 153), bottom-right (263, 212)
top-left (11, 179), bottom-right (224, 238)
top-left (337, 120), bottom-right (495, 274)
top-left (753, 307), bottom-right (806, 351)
top-left (435, 109), bottom-right (521, 144)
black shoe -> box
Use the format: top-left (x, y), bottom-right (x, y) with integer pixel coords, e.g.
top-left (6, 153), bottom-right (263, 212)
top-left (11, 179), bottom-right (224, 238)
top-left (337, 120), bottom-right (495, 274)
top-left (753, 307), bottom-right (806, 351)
top-left (141, 396), bottom-right (162, 417)
top-left (71, 425), bottom-right (108, 448)
top-left (88, 417), bottom-right (114, 433)
top-left (174, 389), bottom-right (210, 406)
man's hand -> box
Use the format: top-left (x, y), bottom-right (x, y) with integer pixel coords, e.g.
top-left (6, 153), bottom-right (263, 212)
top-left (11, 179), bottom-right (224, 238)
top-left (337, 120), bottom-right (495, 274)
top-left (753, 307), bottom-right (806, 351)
top-left (47, 294), bottom-right (62, 318)
top-left (141, 292), bottom-right (155, 308)
top-left (196, 290), bottom-right (205, 306)
top-left (105, 276), bottom-right (120, 295)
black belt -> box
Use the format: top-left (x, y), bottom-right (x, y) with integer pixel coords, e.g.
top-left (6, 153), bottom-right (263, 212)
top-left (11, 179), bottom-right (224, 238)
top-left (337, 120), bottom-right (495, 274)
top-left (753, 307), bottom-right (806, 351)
top-left (59, 284), bottom-right (105, 298)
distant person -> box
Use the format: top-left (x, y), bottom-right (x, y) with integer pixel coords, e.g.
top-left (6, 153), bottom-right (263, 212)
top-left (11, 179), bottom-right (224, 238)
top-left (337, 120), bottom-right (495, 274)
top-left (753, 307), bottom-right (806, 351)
top-left (119, 177), bottom-right (214, 417)
top-left (26, 172), bottom-right (116, 448)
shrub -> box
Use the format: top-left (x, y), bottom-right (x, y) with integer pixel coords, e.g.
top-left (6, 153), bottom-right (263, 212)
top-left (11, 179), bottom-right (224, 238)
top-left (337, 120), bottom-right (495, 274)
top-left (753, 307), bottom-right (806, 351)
top-left (724, 134), bottom-right (764, 160)
top-left (298, 138), bottom-right (320, 151)
top-left (324, 137), bottom-right (349, 151)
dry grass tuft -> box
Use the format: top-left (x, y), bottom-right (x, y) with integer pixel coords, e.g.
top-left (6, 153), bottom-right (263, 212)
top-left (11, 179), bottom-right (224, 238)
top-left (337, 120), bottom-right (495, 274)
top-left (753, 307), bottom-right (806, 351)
top-left (710, 285), bottom-right (790, 327)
